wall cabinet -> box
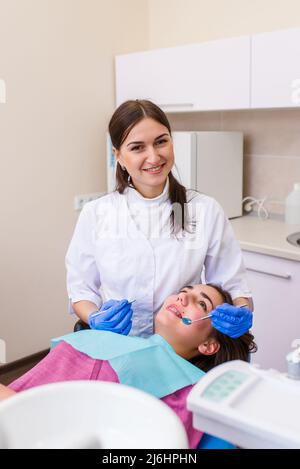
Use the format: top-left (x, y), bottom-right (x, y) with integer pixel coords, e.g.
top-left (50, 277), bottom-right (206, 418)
top-left (115, 28), bottom-right (300, 112)
top-left (189, 36), bottom-right (250, 111)
top-left (242, 250), bottom-right (300, 372)
top-left (251, 28), bottom-right (300, 109)
top-left (115, 46), bottom-right (195, 111)
top-left (116, 36), bottom-right (251, 112)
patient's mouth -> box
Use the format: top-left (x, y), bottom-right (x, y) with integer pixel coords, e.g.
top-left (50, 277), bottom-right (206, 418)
top-left (166, 304), bottom-right (182, 318)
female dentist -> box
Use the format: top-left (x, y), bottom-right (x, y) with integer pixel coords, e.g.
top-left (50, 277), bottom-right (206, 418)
top-left (66, 100), bottom-right (253, 339)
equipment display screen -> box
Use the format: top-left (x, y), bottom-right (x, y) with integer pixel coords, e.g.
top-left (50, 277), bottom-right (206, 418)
top-left (202, 370), bottom-right (248, 402)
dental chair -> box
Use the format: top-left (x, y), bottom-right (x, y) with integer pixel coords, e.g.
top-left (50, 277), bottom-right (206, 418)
top-left (72, 320), bottom-right (235, 449)
top-left (74, 319), bottom-right (90, 332)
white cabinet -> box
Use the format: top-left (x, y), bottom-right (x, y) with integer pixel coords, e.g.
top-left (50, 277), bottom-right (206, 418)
top-left (190, 36), bottom-right (250, 111)
top-left (116, 28), bottom-right (300, 112)
top-left (115, 36), bottom-right (250, 112)
top-left (251, 28), bottom-right (300, 109)
top-left (242, 250), bottom-right (300, 372)
top-left (115, 46), bottom-right (195, 111)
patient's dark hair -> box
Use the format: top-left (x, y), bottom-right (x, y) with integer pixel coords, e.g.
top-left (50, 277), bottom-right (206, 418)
top-left (189, 284), bottom-right (257, 372)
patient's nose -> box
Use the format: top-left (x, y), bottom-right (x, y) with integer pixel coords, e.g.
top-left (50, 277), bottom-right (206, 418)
top-left (177, 292), bottom-right (189, 307)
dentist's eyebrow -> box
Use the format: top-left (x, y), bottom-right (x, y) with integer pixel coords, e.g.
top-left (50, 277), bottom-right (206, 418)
top-left (127, 133), bottom-right (169, 147)
top-left (181, 285), bottom-right (214, 309)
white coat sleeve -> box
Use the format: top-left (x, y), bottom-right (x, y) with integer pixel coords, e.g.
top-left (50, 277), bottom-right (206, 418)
top-left (204, 198), bottom-right (252, 300)
top-left (65, 204), bottom-right (102, 314)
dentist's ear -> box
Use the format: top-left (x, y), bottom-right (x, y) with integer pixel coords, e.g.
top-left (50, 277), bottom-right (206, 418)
top-left (198, 339), bottom-right (220, 356)
top-left (112, 147), bottom-right (125, 170)
top-left (112, 146), bottom-right (119, 159)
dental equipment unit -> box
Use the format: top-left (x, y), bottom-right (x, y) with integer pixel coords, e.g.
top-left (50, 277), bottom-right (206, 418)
top-left (181, 304), bottom-right (249, 325)
top-left (187, 344), bottom-right (300, 448)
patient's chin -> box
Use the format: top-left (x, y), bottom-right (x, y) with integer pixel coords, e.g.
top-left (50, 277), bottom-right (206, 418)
top-left (154, 314), bottom-right (167, 332)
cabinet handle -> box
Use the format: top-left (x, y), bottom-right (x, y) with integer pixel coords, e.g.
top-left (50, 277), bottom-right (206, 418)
top-left (246, 267), bottom-right (292, 280)
top-left (159, 103), bottom-right (194, 109)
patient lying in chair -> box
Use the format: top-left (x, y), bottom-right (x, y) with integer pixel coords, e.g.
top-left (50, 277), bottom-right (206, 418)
top-left (0, 283), bottom-right (256, 448)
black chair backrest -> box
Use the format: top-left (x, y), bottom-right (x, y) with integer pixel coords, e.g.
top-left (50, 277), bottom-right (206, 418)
top-left (73, 320), bottom-right (90, 332)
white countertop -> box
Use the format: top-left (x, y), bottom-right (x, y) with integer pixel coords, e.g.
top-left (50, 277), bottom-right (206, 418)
top-left (230, 214), bottom-right (300, 262)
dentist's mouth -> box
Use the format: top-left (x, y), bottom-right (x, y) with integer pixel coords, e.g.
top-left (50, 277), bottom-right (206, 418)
top-left (142, 163), bottom-right (166, 174)
top-left (166, 304), bottom-right (182, 318)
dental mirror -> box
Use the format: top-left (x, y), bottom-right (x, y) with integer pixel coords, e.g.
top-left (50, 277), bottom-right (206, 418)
top-left (181, 314), bottom-right (212, 325)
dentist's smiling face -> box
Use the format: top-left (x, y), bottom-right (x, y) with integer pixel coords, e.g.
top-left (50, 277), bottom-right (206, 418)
top-left (113, 117), bottom-right (174, 198)
top-left (155, 284), bottom-right (223, 360)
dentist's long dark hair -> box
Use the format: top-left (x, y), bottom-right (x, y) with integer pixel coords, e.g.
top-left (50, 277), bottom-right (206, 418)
top-left (108, 99), bottom-right (190, 234)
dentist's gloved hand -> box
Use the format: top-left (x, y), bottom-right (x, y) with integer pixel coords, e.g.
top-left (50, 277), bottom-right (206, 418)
top-left (211, 303), bottom-right (253, 339)
top-left (88, 299), bottom-right (133, 335)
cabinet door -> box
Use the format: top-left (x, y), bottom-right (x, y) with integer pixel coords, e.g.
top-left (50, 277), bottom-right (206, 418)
top-left (115, 47), bottom-right (195, 112)
top-left (191, 36), bottom-right (250, 111)
top-left (251, 28), bottom-right (300, 108)
top-left (243, 250), bottom-right (300, 372)
top-left (115, 36), bottom-right (250, 112)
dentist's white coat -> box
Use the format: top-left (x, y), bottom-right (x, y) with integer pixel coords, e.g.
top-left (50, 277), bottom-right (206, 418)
top-left (66, 181), bottom-right (251, 337)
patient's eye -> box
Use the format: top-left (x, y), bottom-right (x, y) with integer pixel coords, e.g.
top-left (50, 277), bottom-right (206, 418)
top-left (199, 300), bottom-right (207, 312)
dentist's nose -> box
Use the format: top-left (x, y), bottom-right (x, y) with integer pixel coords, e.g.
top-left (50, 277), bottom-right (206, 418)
top-left (145, 146), bottom-right (161, 165)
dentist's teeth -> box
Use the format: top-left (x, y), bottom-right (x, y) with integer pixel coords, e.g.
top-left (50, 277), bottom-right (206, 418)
top-left (144, 164), bottom-right (163, 171)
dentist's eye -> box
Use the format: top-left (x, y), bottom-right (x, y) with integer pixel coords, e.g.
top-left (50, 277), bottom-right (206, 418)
top-left (131, 145), bottom-right (144, 152)
top-left (156, 138), bottom-right (168, 146)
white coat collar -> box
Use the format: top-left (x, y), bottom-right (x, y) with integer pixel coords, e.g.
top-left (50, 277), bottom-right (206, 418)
top-left (125, 177), bottom-right (170, 206)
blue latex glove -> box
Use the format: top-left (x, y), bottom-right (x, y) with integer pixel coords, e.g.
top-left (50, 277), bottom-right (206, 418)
top-left (211, 303), bottom-right (253, 339)
top-left (88, 299), bottom-right (133, 335)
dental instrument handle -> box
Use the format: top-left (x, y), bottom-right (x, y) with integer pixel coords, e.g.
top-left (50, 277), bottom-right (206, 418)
top-left (181, 304), bottom-right (249, 325)
top-left (191, 314), bottom-right (213, 323)
top-left (194, 303), bottom-right (248, 322)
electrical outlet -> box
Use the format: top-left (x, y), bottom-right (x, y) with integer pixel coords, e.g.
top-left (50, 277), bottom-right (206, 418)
top-left (74, 192), bottom-right (105, 211)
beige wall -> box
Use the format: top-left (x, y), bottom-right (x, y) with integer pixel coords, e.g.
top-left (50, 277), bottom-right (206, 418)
top-left (0, 0), bottom-right (148, 362)
top-left (148, 0), bottom-right (300, 48)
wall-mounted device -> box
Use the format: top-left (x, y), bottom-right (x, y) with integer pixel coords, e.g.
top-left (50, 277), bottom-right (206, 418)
top-left (171, 131), bottom-right (243, 219)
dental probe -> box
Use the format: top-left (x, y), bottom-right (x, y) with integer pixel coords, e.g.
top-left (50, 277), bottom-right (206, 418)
top-left (181, 303), bottom-right (249, 325)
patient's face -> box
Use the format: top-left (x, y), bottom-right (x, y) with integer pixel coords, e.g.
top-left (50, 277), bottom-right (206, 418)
top-left (155, 284), bottom-right (224, 359)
